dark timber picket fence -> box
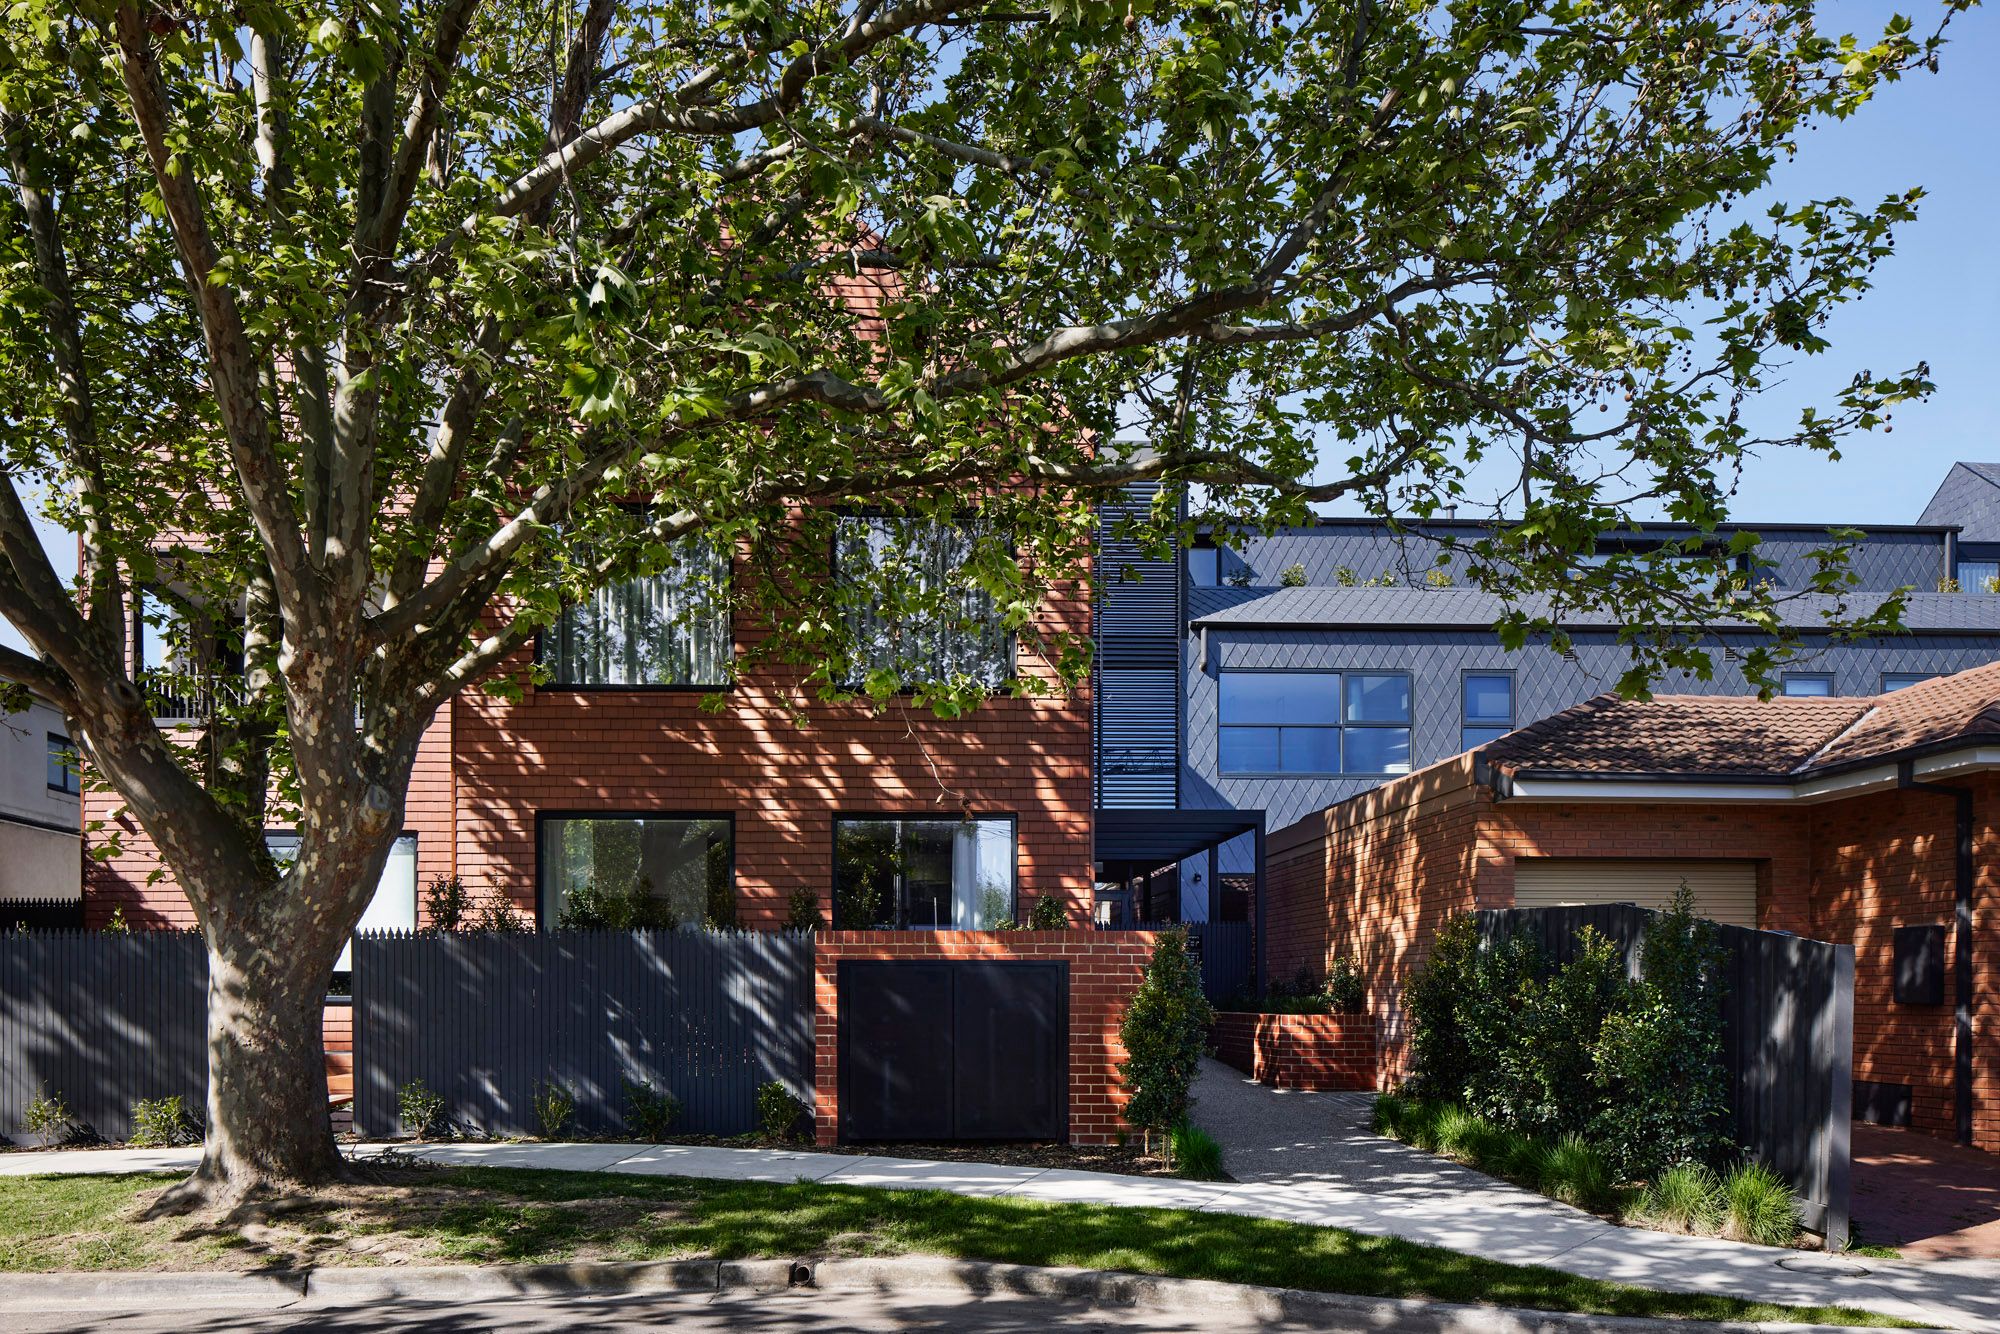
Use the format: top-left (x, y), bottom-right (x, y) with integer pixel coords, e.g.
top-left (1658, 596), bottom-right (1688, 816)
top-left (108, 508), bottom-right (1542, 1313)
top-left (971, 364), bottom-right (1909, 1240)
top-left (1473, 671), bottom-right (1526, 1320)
top-left (0, 930), bottom-right (207, 1144)
top-left (351, 929), bottom-right (815, 1139)
top-left (1095, 920), bottom-right (1251, 1002)
top-left (1476, 904), bottom-right (1854, 1249)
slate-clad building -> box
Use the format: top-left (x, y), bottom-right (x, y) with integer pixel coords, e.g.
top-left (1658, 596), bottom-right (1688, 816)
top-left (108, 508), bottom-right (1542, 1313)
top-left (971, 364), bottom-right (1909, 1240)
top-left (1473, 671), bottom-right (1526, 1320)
top-left (1094, 464), bottom-right (2000, 921)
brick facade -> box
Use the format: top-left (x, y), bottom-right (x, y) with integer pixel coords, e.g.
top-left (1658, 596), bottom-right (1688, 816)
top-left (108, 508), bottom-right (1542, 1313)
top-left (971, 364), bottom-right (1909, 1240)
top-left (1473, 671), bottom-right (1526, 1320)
top-left (812, 931), bottom-right (1155, 1145)
top-left (82, 600), bottom-right (1093, 931)
top-left (1209, 1011), bottom-right (1376, 1091)
top-left (1265, 757), bottom-right (2000, 1152)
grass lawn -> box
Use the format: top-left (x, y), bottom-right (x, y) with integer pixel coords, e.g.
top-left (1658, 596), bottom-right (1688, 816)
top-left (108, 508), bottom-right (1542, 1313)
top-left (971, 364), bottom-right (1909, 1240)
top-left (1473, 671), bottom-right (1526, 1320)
top-left (0, 1168), bottom-right (1914, 1325)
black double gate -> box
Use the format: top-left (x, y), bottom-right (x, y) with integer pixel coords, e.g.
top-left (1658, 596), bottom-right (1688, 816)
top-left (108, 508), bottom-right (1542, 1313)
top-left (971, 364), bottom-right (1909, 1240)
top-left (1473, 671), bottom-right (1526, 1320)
top-left (838, 960), bottom-right (1068, 1142)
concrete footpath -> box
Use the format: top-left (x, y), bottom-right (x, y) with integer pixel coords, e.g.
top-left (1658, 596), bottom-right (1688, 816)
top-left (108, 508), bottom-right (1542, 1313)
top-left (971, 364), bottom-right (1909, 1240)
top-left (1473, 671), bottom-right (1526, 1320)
top-left (6, 1137), bottom-right (1999, 1330)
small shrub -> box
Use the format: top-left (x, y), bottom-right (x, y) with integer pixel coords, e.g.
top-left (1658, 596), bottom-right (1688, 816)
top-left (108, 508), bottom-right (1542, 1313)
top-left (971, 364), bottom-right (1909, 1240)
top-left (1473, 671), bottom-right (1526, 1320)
top-left (1118, 929), bottom-right (1214, 1152)
top-left (978, 887), bottom-right (1018, 930)
top-left (104, 905), bottom-right (130, 933)
top-left (532, 1079), bottom-right (577, 1140)
top-left (474, 896), bottom-right (529, 932)
top-left (1637, 1163), bottom-right (1725, 1234)
top-left (756, 1081), bottom-right (807, 1142)
top-left (398, 1079), bottom-right (451, 1140)
top-left (1026, 896), bottom-right (1068, 930)
top-left (557, 878), bottom-right (679, 930)
top-left (704, 873), bottom-right (738, 930)
top-left (129, 1095), bottom-right (199, 1148)
top-left (1723, 1161), bottom-right (1800, 1246)
top-left (1279, 562), bottom-right (1308, 587)
top-left (1401, 914), bottom-right (1479, 1101)
top-left (1169, 1121), bottom-right (1226, 1180)
top-left (21, 1086), bottom-right (78, 1145)
top-left (1322, 956), bottom-right (1365, 1013)
top-left (1538, 1132), bottom-right (1615, 1212)
top-left (423, 874), bottom-right (471, 931)
top-left (783, 885), bottom-right (822, 932)
top-left (623, 1078), bottom-right (683, 1141)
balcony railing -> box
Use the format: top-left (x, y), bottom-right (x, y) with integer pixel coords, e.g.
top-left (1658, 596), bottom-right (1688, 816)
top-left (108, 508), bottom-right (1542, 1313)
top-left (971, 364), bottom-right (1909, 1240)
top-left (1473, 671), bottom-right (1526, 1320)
top-left (141, 669), bottom-right (247, 725)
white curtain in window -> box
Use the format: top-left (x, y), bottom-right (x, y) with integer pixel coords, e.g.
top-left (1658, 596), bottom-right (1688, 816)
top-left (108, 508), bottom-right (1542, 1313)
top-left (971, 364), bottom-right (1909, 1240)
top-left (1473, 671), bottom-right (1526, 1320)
top-left (545, 537), bottom-right (729, 685)
top-left (950, 819), bottom-right (1016, 928)
top-left (838, 517), bottom-right (1009, 687)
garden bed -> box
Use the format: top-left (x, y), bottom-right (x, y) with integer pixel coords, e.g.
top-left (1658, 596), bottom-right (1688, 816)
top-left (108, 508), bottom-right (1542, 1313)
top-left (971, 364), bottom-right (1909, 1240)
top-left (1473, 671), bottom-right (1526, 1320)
top-left (1209, 1011), bottom-right (1376, 1091)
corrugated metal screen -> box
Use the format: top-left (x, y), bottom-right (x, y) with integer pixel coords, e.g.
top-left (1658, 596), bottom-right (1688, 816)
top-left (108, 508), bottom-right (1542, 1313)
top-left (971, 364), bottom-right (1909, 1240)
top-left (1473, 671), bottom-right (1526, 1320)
top-left (1512, 858), bottom-right (1758, 927)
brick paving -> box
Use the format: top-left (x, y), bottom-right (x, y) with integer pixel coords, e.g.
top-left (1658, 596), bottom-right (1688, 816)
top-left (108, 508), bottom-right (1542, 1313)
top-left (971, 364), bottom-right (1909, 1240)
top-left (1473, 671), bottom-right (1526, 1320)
top-left (1854, 1123), bottom-right (2000, 1260)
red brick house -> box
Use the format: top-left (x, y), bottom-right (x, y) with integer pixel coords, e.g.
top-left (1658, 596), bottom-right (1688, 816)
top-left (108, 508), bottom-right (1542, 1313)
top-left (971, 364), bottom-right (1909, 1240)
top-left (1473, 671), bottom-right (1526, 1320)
top-left (86, 526), bottom-right (1094, 936)
top-left (1266, 662), bottom-right (2000, 1153)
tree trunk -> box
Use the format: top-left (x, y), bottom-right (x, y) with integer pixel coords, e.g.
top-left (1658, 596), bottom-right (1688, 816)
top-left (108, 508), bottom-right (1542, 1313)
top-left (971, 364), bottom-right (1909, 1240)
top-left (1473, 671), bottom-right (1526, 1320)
top-left (154, 917), bottom-right (350, 1212)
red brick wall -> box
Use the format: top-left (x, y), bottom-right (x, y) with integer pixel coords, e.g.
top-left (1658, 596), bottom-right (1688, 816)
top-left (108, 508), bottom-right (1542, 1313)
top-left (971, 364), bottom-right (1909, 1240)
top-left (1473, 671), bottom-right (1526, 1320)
top-left (1265, 755), bottom-right (1486, 1080)
top-left (812, 931), bottom-right (1155, 1145)
top-left (1264, 761), bottom-right (1999, 1152)
top-left (83, 600), bottom-right (1092, 932)
top-left (82, 710), bottom-right (458, 929)
top-left (1806, 779), bottom-right (1998, 1150)
top-left (1209, 1011), bottom-right (1376, 1091)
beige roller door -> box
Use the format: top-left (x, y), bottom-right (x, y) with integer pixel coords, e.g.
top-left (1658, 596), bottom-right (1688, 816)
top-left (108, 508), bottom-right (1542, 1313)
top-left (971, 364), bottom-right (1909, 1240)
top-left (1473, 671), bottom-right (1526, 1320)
top-left (1511, 858), bottom-right (1758, 928)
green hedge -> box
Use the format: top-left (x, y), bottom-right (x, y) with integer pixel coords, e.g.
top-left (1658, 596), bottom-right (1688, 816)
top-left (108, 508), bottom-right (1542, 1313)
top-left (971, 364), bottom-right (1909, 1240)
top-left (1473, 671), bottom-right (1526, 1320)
top-left (1402, 888), bottom-right (1730, 1182)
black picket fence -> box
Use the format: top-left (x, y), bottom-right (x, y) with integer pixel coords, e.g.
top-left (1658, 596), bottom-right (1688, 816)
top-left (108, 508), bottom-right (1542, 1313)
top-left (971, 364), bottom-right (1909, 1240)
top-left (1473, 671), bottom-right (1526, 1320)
top-left (1476, 904), bottom-right (1854, 1249)
top-left (0, 931), bottom-right (207, 1144)
top-left (352, 929), bottom-right (815, 1140)
top-left (1094, 920), bottom-right (1252, 1002)
top-left (0, 899), bottom-right (85, 931)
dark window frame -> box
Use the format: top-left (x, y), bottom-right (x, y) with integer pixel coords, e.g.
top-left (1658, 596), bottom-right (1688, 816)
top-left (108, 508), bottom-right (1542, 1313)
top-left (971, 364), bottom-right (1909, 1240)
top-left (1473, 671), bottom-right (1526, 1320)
top-left (532, 809), bottom-right (738, 929)
top-left (1881, 672), bottom-right (1937, 693)
top-left (45, 733), bottom-right (80, 795)
top-left (532, 523), bottom-right (736, 693)
top-left (1780, 672), bottom-right (1836, 697)
top-left (1186, 544), bottom-right (1221, 587)
top-left (1459, 669), bottom-right (1516, 752)
top-left (829, 512), bottom-right (1018, 692)
top-left (1215, 668), bottom-right (1414, 777)
top-left (830, 812), bottom-right (1019, 931)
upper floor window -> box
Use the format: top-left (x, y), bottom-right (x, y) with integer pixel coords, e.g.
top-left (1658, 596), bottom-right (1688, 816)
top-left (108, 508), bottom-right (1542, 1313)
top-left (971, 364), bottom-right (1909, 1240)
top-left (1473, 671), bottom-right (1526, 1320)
top-left (833, 816), bottom-right (1016, 929)
top-left (1187, 546), bottom-right (1220, 587)
top-left (538, 537), bottom-right (731, 687)
top-left (1460, 672), bottom-right (1515, 751)
top-left (1781, 673), bottom-right (1834, 697)
top-left (46, 734), bottom-right (80, 795)
top-left (1882, 672), bottom-right (1936, 693)
top-left (1217, 670), bottom-right (1412, 775)
top-left (835, 516), bottom-right (1011, 689)
top-left (1955, 559), bottom-right (2000, 594)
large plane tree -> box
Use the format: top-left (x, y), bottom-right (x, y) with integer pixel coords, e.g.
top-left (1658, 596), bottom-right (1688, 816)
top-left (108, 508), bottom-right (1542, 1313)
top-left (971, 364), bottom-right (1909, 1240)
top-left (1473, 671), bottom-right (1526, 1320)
top-left (0, 0), bottom-right (1961, 1205)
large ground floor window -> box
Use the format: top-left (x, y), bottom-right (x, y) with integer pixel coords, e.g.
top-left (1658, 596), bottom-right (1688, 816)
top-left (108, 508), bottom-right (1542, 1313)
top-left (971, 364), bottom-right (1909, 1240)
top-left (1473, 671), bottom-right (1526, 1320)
top-left (834, 817), bottom-right (1016, 929)
top-left (538, 814), bottom-right (733, 928)
top-left (265, 831), bottom-right (417, 988)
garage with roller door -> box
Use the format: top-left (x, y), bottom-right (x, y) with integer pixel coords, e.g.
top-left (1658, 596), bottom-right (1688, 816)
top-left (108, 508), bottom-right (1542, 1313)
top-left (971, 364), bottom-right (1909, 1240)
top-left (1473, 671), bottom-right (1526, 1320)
top-left (1511, 858), bottom-right (1759, 928)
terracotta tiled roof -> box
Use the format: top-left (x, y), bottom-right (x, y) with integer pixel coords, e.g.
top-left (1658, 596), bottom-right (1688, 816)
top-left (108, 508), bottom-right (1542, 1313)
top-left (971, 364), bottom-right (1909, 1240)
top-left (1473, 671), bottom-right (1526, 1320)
top-left (1482, 695), bottom-right (1867, 778)
top-left (1482, 658), bottom-right (2000, 780)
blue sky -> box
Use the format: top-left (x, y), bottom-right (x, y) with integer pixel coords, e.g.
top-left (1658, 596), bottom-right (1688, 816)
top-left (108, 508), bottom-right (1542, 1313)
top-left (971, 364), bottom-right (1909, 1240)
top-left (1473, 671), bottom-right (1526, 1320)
top-left (1705, 2), bottom-right (1998, 524)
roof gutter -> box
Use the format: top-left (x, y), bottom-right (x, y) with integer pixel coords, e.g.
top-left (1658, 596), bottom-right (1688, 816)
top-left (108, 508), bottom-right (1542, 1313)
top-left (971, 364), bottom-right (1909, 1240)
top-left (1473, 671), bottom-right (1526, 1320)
top-left (1897, 761), bottom-right (1977, 1147)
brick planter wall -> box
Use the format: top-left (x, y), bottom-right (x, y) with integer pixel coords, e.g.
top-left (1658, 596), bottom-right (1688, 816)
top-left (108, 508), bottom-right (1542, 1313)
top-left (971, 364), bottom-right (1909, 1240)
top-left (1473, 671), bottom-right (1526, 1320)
top-left (813, 931), bottom-right (1156, 1146)
top-left (1209, 1011), bottom-right (1377, 1091)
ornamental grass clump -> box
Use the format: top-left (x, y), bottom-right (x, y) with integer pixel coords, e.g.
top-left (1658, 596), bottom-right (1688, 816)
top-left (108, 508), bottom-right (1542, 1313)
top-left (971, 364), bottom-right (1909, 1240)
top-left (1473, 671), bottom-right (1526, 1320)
top-left (1636, 1163), bottom-right (1726, 1234)
top-left (1119, 930), bottom-right (1214, 1158)
top-left (1169, 1121), bottom-right (1226, 1181)
top-left (1724, 1161), bottom-right (1801, 1247)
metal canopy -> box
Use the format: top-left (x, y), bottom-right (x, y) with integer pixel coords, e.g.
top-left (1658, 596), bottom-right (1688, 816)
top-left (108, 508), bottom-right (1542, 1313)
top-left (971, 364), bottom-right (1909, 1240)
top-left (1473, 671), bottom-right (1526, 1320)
top-left (1092, 808), bottom-right (1265, 869)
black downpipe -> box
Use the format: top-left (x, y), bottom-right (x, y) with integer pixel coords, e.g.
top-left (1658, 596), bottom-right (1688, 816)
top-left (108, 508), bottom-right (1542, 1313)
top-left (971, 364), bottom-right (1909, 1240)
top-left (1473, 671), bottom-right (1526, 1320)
top-left (1898, 763), bottom-right (1976, 1145)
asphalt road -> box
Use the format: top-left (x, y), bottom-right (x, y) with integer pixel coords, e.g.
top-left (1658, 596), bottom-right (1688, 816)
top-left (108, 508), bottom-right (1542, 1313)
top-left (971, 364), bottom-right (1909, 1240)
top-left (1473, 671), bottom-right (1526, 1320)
top-left (1, 1288), bottom-right (1310, 1332)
